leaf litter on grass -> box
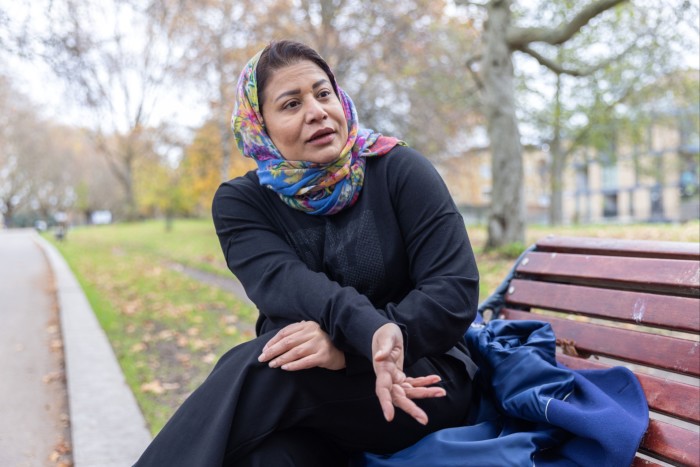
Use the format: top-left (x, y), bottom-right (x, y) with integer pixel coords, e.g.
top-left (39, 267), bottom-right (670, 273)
top-left (48, 226), bottom-right (257, 435)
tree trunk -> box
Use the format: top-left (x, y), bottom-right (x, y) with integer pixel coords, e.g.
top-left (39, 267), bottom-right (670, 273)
top-left (549, 152), bottom-right (565, 225)
top-left (2, 203), bottom-right (15, 228)
top-left (218, 107), bottom-right (232, 182)
top-left (549, 73), bottom-right (565, 225)
top-left (484, 0), bottom-right (525, 248)
top-left (217, 44), bottom-right (232, 182)
top-left (165, 210), bottom-right (174, 232)
top-left (124, 141), bottom-right (137, 220)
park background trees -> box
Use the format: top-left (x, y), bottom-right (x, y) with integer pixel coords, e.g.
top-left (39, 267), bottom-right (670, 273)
top-left (1, 0), bottom-right (697, 246)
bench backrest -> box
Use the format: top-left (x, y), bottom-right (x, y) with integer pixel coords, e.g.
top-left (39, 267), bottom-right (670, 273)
top-left (480, 236), bottom-right (700, 467)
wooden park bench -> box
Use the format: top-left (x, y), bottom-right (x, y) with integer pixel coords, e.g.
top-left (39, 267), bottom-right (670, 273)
top-left (477, 236), bottom-right (700, 466)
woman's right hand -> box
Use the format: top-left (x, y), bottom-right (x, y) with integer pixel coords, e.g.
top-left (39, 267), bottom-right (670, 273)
top-left (258, 320), bottom-right (346, 371)
top-left (371, 323), bottom-right (446, 425)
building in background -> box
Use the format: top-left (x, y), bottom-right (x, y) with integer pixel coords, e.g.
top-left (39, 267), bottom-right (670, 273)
top-left (563, 100), bottom-right (699, 224)
top-left (438, 75), bottom-right (700, 226)
top-left (437, 145), bottom-right (551, 225)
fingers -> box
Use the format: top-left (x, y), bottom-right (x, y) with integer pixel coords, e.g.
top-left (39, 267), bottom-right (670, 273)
top-left (374, 365), bottom-right (446, 425)
top-left (391, 387), bottom-right (429, 425)
top-left (377, 373), bottom-right (430, 425)
top-left (402, 385), bottom-right (446, 400)
top-left (378, 388), bottom-right (396, 422)
top-left (404, 375), bottom-right (441, 387)
top-left (259, 321), bottom-right (315, 362)
top-left (276, 354), bottom-right (319, 371)
top-left (387, 380), bottom-right (442, 424)
top-left (375, 369), bottom-right (396, 422)
top-left (266, 343), bottom-right (311, 368)
top-left (262, 321), bottom-right (308, 351)
top-left (401, 374), bottom-right (445, 399)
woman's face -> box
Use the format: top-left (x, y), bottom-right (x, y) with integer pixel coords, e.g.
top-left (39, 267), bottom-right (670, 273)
top-left (260, 60), bottom-right (348, 164)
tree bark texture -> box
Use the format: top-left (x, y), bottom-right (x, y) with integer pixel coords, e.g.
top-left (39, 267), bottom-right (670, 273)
top-left (215, 31), bottom-right (233, 183)
top-left (549, 73), bottom-right (564, 225)
top-left (484, 0), bottom-right (525, 248)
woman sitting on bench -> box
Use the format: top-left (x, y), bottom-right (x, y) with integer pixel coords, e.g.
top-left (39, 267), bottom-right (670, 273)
top-left (134, 39), bottom-right (480, 466)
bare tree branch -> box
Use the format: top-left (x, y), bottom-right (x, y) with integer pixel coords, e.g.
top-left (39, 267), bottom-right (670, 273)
top-left (507, 0), bottom-right (629, 48)
top-left (518, 45), bottom-right (589, 76)
top-left (516, 38), bottom-right (638, 77)
top-left (564, 83), bottom-right (636, 158)
top-left (453, 0), bottom-right (488, 7)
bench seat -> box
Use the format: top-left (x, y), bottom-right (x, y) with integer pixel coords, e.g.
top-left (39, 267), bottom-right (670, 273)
top-left (478, 236), bottom-right (700, 466)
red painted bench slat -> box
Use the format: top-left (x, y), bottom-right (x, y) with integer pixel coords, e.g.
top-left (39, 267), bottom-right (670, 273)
top-left (557, 354), bottom-right (700, 425)
top-left (501, 309), bottom-right (700, 377)
top-left (505, 279), bottom-right (700, 333)
top-left (631, 456), bottom-right (663, 466)
top-left (536, 236), bottom-right (700, 260)
top-left (515, 251), bottom-right (700, 297)
top-left (639, 419), bottom-right (700, 466)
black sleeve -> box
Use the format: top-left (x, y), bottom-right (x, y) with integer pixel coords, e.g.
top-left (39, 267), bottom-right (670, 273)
top-left (381, 147), bottom-right (479, 367)
top-left (212, 149), bottom-right (478, 370)
top-left (212, 180), bottom-right (392, 364)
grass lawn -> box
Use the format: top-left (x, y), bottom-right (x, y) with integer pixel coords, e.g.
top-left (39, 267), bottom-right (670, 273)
top-left (46, 218), bottom-right (699, 435)
top-left (46, 219), bottom-right (257, 435)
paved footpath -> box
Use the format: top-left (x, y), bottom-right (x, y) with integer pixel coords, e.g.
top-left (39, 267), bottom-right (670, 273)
top-left (0, 229), bottom-right (70, 466)
top-left (1, 229), bottom-right (151, 467)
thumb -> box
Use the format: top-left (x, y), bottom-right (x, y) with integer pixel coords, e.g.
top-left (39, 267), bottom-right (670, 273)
top-left (372, 323), bottom-right (401, 361)
top-left (374, 338), bottom-right (392, 360)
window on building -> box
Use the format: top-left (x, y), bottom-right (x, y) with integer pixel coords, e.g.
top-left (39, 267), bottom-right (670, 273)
top-left (679, 154), bottom-right (699, 201)
top-left (575, 164), bottom-right (589, 194)
top-left (601, 164), bottom-right (618, 190)
top-left (603, 192), bottom-right (618, 218)
top-left (480, 163), bottom-right (491, 179)
top-left (650, 185), bottom-right (665, 219)
top-left (679, 110), bottom-right (700, 152)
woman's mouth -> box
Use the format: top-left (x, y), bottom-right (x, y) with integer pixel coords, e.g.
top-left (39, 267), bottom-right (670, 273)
top-left (307, 128), bottom-right (335, 145)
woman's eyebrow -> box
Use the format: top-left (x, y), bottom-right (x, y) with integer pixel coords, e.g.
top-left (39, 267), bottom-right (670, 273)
top-left (311, 78), bottom-right (330, 89)
top-left (274, 79), bottom-right (330, 103)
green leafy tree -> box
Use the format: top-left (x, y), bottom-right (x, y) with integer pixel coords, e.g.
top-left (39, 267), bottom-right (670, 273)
top-left (517, 0), bottom-right (699, 225)
top-left (456, 0), bottom-right (697, 245)
top-left (457, 0), bottom-right (629, 246)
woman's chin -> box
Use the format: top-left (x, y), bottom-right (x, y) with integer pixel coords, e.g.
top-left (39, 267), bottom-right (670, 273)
top-left (299, 147), bottom-right (344, 164)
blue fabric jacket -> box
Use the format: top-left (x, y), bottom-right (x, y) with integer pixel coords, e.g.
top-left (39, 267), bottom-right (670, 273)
top-left (363, 320), bottom-right (648, 467)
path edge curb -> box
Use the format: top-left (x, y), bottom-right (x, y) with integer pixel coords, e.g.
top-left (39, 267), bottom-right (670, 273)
top-left (34, 233), bottom-right (151, 467)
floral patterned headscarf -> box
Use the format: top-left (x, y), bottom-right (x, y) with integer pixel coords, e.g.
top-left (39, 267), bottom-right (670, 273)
top-left (231, 48), bottom-right (402, 215)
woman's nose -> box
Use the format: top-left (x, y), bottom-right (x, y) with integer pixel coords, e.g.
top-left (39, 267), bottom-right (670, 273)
top-left (304, 99), bottom-right (327, 123)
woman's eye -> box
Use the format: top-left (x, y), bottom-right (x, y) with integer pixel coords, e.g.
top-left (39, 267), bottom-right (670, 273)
top-left (283, 100), bottom-right (300, 110)
top-left (318, 90), bottom-right (332, 99)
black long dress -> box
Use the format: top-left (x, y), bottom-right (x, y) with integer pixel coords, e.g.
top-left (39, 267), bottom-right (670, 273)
top-left (134, 146), bottom-right (480, 466)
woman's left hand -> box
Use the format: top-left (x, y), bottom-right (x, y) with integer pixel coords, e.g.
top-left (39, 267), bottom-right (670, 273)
top-left (372, 323), bottom-right (446, 425)
top-left (258, 321), bottom-right (346, 371)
